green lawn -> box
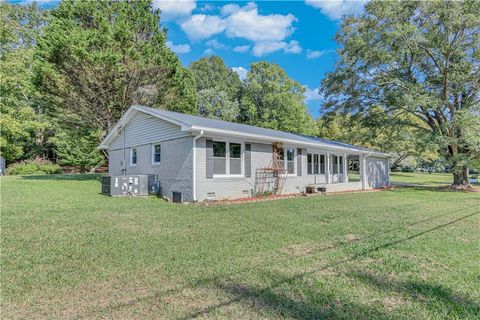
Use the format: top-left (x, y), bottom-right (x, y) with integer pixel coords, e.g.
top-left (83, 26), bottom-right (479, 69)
top-left (1, 175), bottom-right (479, 319)
top-left (390, 172), bottom-right (456, 186)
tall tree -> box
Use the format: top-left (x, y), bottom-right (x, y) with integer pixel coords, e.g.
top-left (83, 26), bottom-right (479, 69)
top-left (34, 0), bottom-right (197, 135)
top-left (321, 0), bottom-right (480, 187)
top-left (189, 55), bottom-right (241, 120)
top-left (189, 55), bottom-right (242, 101)
top-left (240, 61), bottom-right (316, 135)
top-left (0, 2), bottom-right (47, 163)
top-left (317, 109), bottom-right (437, 170)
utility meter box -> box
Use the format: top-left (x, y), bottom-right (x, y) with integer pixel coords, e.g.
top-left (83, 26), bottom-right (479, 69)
top-left (101, 175), bottom-right (155, 196)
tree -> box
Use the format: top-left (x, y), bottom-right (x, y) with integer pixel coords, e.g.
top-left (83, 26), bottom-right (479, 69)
top-left (51, 127), bottom-right (105, 173)
top-left (197, 89), bottom-right (239, 121)
top-left (0, 2), bottom-right (47, 163)
top-left (34, 0), bottom-right (197, 135)
top-left (321, 0), bottom-right (480, 187)
top-left (189, 55), bottom-right (242, 101)
top-left (240, 62), bottom-right (316, 135)
top-left (317, 109), bottom-right (437, 170)
top-left (189, 55), bottom-right (241, 121)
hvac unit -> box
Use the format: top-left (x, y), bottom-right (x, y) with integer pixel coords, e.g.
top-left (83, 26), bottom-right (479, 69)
top-left (101, 175), bottom-right (156, 196)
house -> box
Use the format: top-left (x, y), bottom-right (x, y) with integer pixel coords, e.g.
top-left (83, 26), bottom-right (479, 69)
top-left (99, 105), bottom-right (390, 202)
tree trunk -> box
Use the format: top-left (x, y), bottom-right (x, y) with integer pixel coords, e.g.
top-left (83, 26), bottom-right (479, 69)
top-left (452, 166), bottom-right (469, 186)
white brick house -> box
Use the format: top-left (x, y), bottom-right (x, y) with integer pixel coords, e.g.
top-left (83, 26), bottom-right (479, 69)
top-left (99, 105), bottom-right (390, 202)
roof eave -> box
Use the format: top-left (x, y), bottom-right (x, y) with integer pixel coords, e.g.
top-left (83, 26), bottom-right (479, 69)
top-left (190, 125), bottom-right (388, 156)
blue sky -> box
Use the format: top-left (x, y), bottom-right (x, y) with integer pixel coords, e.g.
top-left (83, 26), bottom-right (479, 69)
top-left (13, 0), bottom-right (367, 117)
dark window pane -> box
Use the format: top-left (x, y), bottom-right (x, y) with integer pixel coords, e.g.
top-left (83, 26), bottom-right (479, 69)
top-left (229, 143), bottom-right (241, 159)
top-left (313, 154), bottom-right (319, 174)
top-left (287, 148), bottom-right (295, 161)
top-left (339, 156), bottom-right (344, 174)
top-left (213, 158), bottom-right (226, 174)
top-left (230, 159), bottom-right (241, 174)
top-left (307, 154), bottom-right (312, 175)
top-left (333, 156), bottom-right (338, 174)
top-left (320, 155), bottom-right (325, 174)
top-left (154, 144), bottom-right (161, 162)
top-left (213, 141), bottom-right (226, 158)
top-left (132, 148), bottom-right (137, 164)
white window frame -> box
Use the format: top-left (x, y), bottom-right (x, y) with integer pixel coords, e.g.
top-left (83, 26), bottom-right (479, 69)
top-left (212, 140), bottom-right (244, 178)
top-left (283, 146), bottom-right (297, 176)
top-left (307, 152), bottom-right (326, 175)
top-left (332, 154), bottom-right (344, 174)
top-left (130, 147), bottom-right (137, 167)
top-left (151, 143), bottom-right (161, 165)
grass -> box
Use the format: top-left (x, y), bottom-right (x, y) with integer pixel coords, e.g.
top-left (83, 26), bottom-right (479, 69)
top-left (390, 172), bottom-right (456, 186)
top-left (1, 174), bottom-right (479, 319)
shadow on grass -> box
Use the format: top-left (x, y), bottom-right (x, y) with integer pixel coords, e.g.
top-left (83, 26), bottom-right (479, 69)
top-left (352, 271), bottom-right (480, 317)
top-left (20, 174), bottom-right (103, 181)
top-left (180, 210), bottom-right (479, 319)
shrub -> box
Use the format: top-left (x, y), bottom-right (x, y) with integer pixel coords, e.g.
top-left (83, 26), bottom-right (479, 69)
top-left (401, 166), bottom-right (415, 173)
top-left (6, 160), bottom-right (61, 175)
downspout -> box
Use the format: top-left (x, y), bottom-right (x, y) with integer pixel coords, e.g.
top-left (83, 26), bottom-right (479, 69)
top-left (192, 130), bottom-right (204, 202)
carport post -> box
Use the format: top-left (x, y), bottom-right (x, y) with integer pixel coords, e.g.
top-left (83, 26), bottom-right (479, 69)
top-left (326, 152), bottom-right (331, 184)
top-left (361, 155), bottom-right (367, 190)
top-left (343, 153), bottom-right (348, 183)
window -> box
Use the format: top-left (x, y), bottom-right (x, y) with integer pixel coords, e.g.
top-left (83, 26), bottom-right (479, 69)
top-left (229, 143), bottom-right (241, 175)
top-left (213, 141), bottom-right (226, 175)
top-left (213, 141), bottom-right (243, 176)
top-left (313, 154), bottom-right (319, 174)
top-left (332, 155), bottom-right (344, 174)
top-left (320, 155), bottom-right (325, 174)
top-left (286, 148), bottom-right (295, 174)
top-left (130, 147), bottom-right (137, 166)
top-left (152, 144), bottom-right (161, 164)
top-left (307, 153), bottom-right (326, 175)
top-left (307, 154), bottom-right (313, 175)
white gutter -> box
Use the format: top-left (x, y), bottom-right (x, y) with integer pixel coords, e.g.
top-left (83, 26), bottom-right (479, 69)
top-left (189, 125), bottom-right (389, 157)
top-left (192, 130), bottom-right (204, 202)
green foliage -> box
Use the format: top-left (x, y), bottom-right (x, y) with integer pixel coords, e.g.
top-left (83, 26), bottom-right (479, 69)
top-left (189, 55), bottom-right (242, 101)
top-left (51, 128), bottom-right (105, 173)
top-left (34, 0), bottom-right (197, 133)
top-left (6, 159), bottom-right (60, 175)
top-left (0, 2), bottom-right (48, 162)
top-left (317, 109), bottom-right (438, 169)
top-left (321, 0), bottom-right (480, 185)
top-left (197, 89), bottom-right (239, 121)
top-left (240, 61), bottom-right (316, 135)
top-left (189, 55), bottom-right (241, 121)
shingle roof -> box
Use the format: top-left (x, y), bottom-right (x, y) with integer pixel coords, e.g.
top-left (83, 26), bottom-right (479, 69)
top-left (135, 105), bottom-right (387, 156)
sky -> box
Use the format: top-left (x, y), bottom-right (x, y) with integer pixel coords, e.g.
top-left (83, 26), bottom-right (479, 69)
top-left (12, 0), bottom-right (367, 117)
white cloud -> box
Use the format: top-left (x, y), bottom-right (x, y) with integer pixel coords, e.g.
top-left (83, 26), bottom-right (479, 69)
top-left (224, 2), bottom-right (297, 42)
top-left (305, 0), bottom-right (367, 20)
top-left (180, 14), bottom-right (226, 40)
top-left (306, 49), bottom-right (324, 59)
top-left (203, 48), bottom-right (215, 55)
top-left (252, 40), bottom-right (302, 57)
top-left (166, 41), bottom-right (191, 54)
top-left (153, 0), bottom-right (196, 20)
top-left (233, 45), bottom-right (251, 53)
top-left (206, 39), bottom-right (228, 50)
top-left (232, 67), bottom-right (248, 81)
top-left (303, 85), bottom-right (323, 102)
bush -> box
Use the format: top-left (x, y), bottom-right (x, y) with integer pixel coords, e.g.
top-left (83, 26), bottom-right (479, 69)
top-left (7, 160), bottom-right (61, 175)
top-left (401, 166), bottom-right (415, 172)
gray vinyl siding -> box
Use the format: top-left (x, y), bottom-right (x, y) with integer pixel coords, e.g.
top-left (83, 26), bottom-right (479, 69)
top-left (107, 111), bottom-right (194, 201)
top-left (366, 157), bottom-right (390, 189)
top-left (110, 112), bottom-right (189, 150)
